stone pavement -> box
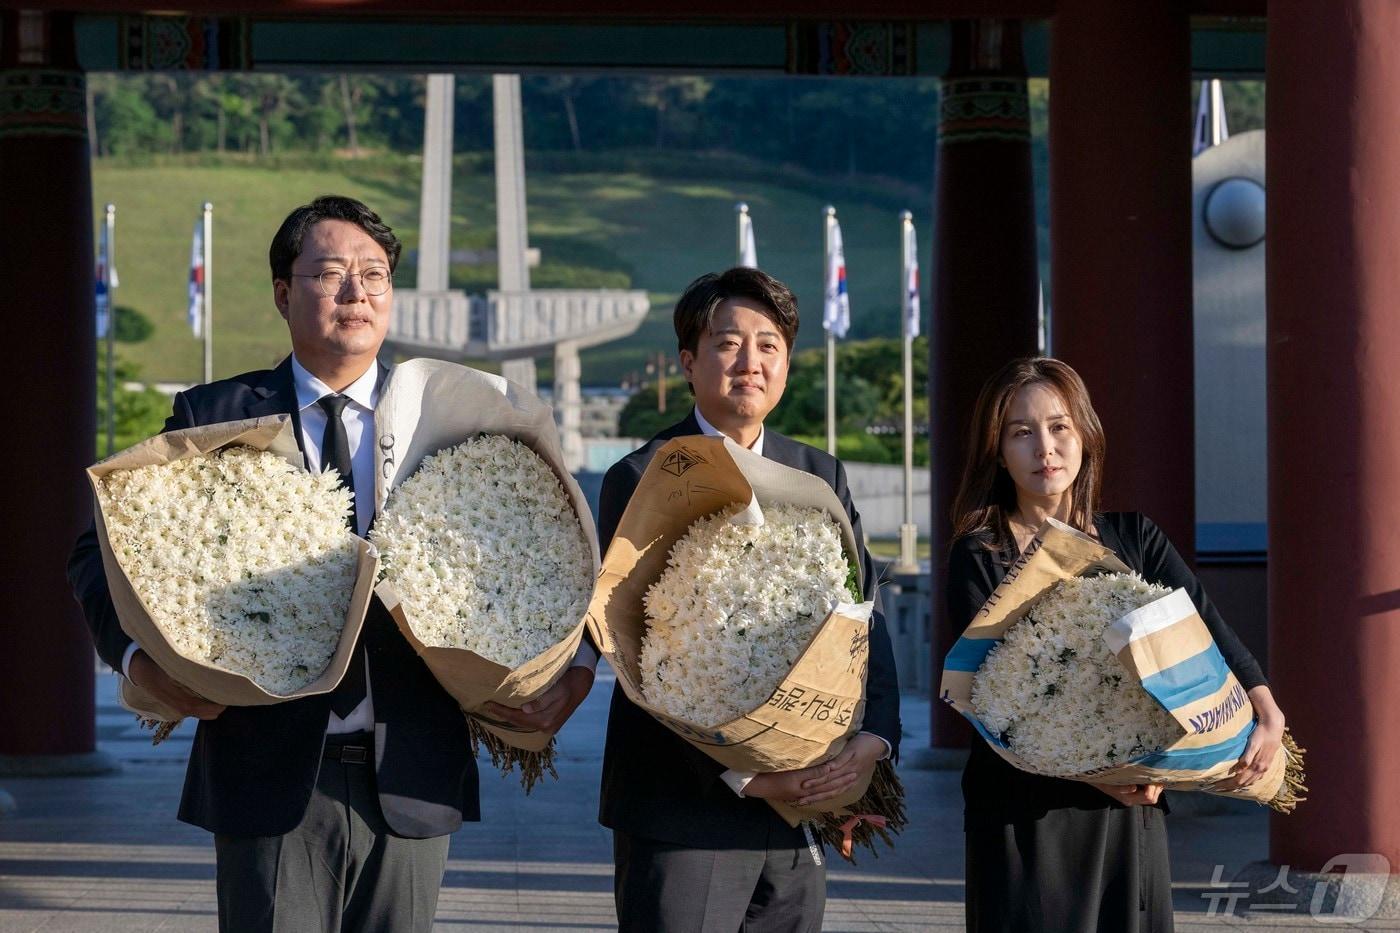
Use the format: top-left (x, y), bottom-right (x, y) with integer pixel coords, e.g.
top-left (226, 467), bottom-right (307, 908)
top-left (0, 669), bottom-right (1372, 932)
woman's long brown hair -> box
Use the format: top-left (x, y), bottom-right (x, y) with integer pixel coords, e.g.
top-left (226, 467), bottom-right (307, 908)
top-left (950, 357), bottom-right (1106, 553)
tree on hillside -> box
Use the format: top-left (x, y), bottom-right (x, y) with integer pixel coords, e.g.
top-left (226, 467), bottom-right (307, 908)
top-left (218, 81), bottom-right (257, 152)
top-left (338, 75), bottom-right (361, 155)
top-left (84, 71), bottom-right (1260, 186)
top-left (757, 337), bottom-right (929, 463)
top-left (534, 76), bottom-right (590, 151)
top-left (91, 77), bottom-right (168, 155)
top-left (252, 75), bottom-right (299, 155)
top-left (449, 77), bottom-right (493, 153)
top-left (617, 379), bottom-right (689, 439)
top-left (767, 349), bottom-right (883, 440)
top-left (141, 75), bottom-right (186, 154)
top-left (635, 77), bottom-right (712, 148)
top-left (1220, 80), bottom-right (1265, 133)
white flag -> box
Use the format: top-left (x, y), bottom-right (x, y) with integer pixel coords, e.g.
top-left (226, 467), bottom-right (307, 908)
top-left (188, 220), bottom-right (204, 337)
top-left (823, 217), bottom-right (850, 339)
top-left (95, 222), bottom-right (112, 338)
top-left (106, 213), bottom-right (119, 289)
top-left (903, 221), bottom-right (920, 340)
top-left (738, 209), bottom-right (757, 268)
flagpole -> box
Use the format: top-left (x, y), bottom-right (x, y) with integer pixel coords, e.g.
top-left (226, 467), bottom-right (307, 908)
top-left (736, 202), bottom-right (748, 267)
top-left (824, 205), bottom-right (837, 456)
top-left (897, 210), bottom-right (919, 572)
top-left (104, 203), bottom-right (116, 457)
top-left (202, 202), bottom-right (213, 385)
top-left (1037, 279), bottom-right (1049, 354)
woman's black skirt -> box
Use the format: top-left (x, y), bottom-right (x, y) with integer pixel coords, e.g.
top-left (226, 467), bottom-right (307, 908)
top-left (965, 804), bottom-right (1174, 933)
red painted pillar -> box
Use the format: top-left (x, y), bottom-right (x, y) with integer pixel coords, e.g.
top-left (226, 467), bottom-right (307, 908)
top-left (1268, 0), bottom-right (1400, 870)
top-left (1048, 0), bottom-right (1195, 558)
top-left (929, 19), bottom-right (1040, 749)
top-left (0, 12), bottom-right (108, 769)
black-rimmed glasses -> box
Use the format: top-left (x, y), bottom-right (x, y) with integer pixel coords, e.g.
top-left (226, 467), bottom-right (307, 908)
top-left (291, 268), bottom-right (392, 297)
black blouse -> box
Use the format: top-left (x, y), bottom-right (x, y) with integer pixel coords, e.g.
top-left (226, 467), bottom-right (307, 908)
top-left (948, 511), bottom-right (1268, 824)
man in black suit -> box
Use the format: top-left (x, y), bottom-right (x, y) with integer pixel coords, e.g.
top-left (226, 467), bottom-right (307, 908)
top-left (598, 267), bottom-right (902, 932)
top-left (68, 195), bottom-right (595, 932)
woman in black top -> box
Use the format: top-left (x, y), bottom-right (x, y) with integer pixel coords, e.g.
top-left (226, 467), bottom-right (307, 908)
top-left (948, 357), bottom-right (1287, 933)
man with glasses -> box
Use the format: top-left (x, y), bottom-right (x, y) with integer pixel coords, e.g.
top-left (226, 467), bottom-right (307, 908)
top-left (68, 195), bottom-right (595, 932)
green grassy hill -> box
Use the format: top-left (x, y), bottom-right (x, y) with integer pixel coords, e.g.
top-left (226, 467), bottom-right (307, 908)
top-left (93, 152), bottom-right (933, 387)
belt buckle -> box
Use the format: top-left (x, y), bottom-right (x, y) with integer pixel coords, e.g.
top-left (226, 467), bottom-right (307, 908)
top-left (340, 745), bottom-right (369, 764)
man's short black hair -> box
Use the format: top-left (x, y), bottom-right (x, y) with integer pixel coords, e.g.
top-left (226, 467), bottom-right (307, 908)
top-left (673, 267), bottom-right (800, 357)
top-left (268, 195), bottom-right (402, 282)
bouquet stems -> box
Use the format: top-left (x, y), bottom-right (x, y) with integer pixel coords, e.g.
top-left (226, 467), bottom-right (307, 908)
top-left (136, 716), bottom-right (180, 745)
top-left (812, 759), bottom-right (908, 863)
top-left (466, 716), bottom-right (559, 794)
top-left (1267, 728), bottom-right (1308, 814)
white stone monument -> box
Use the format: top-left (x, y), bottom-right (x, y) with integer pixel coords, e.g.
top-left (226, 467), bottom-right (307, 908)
top-left (388, 73), bottom-right (650, 472)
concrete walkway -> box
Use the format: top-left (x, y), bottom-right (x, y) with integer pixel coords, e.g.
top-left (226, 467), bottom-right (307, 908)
top-left (0, 670), bottom-right (1369, 932)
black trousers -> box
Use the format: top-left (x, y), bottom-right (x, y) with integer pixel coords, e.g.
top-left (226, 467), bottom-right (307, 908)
top-left (965, 804), bottom-right (1174, 933)
top-left (613, 828), bottom-right (825, 933)
top-left (213, 733), bottom-right (450, 933)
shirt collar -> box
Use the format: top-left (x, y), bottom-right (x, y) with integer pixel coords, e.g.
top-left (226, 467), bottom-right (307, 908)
top-left (692, 405), bottom-right (764, 456)
top-left (290, 354), bottom-right (380, 413)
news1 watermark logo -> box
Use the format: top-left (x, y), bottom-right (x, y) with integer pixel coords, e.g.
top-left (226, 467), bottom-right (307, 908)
top-left (1201, 854), bottom-right (1392, 922)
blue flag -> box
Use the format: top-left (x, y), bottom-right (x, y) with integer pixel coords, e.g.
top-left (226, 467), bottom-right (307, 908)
top-left (95, 222), bottom-right (112, 338)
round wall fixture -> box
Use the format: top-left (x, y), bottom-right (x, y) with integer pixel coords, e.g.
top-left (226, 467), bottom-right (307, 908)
top-left (1204, 176), bottom-right (1266, 249)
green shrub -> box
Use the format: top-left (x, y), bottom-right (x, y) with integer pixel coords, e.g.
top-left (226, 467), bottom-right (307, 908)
top-left (617, 379), bottom-right (689, 439)
top-left (113, 305), bottom-right (155, 343)
top-left (95, 361), bottom-right (173, 456)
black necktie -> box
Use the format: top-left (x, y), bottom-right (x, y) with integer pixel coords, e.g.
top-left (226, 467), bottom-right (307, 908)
top-left (318, 394), bottom-right (356, 528)
top-left (319, 394), bottom-right (365, 718)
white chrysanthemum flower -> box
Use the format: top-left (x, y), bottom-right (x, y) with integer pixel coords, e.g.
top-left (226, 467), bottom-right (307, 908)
top-left (971, 572), bottom-right (1181, 776)
top-left (640, 504), bottom-right (854, 727)
top-left (97, 446), bottom-right (359, 695)
top-left (371, 435), bottom-right (593, 669)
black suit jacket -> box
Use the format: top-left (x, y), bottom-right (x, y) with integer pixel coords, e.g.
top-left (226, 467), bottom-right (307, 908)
top-left (597, 411), bottom-right (901, 849)
top-left (68, 358), bottom-right (477, 838)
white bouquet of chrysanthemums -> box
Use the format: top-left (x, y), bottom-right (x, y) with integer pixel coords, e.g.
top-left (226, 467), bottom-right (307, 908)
top-left (371, 359), bottom-right (599, 789)
top-left (641, 504), bottom-right (857, 727)
top-left (100, 446), bottom-right (358, 694)
top-left (372, 434), bottom-right (593, 670)
top-left (941, 518), bottom-right (1305, 813)
top-left (87, 416), bottom-right (379, 741)
top-left (972, 573), bottom-right (1180, 775)
top-left (589, 436), bottom-right (906, 859)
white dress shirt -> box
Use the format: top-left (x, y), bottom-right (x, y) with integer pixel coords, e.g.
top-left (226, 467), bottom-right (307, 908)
top-left (292, 355), bottom-right (380, 540)
top-left (689, 405), bottom-right (890, 798)
top-left (291, 355), bottom-right (380, 733)
top-left (693, 404), bottom-right (764, 456)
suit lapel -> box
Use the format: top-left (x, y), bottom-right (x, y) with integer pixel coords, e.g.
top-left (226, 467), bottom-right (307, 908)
top-left (758, 427), bottom-right (803, 469)
top-left (244, 357), bottom-right (309, 469)
top-left (243, 356), bottom-right (300, 419)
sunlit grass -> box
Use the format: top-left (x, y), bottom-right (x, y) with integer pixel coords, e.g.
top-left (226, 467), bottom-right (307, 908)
top-left (94, 153), bottom-right (930, 386)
